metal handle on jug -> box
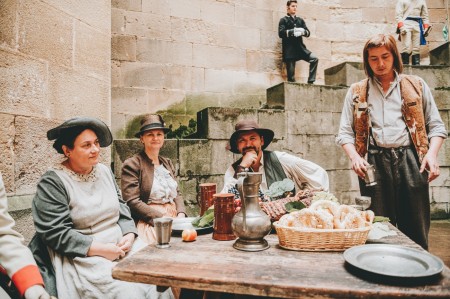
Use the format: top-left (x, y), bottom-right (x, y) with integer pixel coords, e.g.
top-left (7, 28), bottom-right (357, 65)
top-left (237, 173), bottom-right (247, 232)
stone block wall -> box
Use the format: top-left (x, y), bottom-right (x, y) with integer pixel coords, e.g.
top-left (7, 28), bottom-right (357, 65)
top-left (0, 0), bottom-right (112, 212)
top-left (111, 0), bottom-right (449, 138)
top-left (113, 107), bottom-right (289, 215)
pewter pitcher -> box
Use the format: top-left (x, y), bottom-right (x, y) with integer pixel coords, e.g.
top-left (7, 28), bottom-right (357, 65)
top-left (231, 172), bottom-right (271, 251)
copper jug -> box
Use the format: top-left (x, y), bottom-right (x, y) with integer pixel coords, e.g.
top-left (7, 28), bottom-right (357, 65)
top-left (199, 183), bottom-right (216, 216)
top-left (231, 172), bottom-right (271, 251)
top-left (212, 193), bottom-right (236, 241)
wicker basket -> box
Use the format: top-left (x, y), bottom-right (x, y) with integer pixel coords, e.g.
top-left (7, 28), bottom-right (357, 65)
top-left (273, 221), bottom-right (371, 252)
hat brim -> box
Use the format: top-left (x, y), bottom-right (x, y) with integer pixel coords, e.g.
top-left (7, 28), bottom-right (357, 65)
top-left (47, 117), bottom-right (113, 147)
top-left (134, 127), bottom-right (170, 138)
top-left (229, 128), bottom-right (274, 154)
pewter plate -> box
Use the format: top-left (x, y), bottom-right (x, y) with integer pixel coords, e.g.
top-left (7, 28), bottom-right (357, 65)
top-left (344, 244), bottom-right (444, 278)
top-left (171, 217), bottom-right (213, 236)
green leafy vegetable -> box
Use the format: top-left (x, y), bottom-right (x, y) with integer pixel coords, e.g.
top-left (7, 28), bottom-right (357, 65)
top-left (373, 216), bottom-right (390, 223)
top-left (265, 179), bottom-right (295, 199)
top-left (192, 206), bottom-right (215, 228)
top-left (311, 191), bottom-right (338, 203)
top-left (285, 201), bottom-right (306, 213)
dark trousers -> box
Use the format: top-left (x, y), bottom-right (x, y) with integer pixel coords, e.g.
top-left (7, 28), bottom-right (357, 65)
top-left (285, 53), bottom-right (318, 83)
top-left (359, 146), bottom-right (430, 249)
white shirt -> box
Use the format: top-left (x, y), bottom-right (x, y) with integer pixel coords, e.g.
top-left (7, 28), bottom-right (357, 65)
top-left (149, 165), bottom-right (177, 204)
top-left (221, 151), bottom-right (329, 194)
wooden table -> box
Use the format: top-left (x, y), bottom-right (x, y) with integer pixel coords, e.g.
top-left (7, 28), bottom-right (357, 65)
top-left (113, 226), bottom-right (450, 298)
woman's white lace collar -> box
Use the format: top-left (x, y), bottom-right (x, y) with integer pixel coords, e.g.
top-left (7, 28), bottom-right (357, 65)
top-left (53, 163), bottom-right (98, 182)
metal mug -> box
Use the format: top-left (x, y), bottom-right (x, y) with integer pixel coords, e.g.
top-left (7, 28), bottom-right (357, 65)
top-left (154, 217), bottom-right (173, 248)
top-left (355, 196), bottom-right (371, 211)
top-left (364, 164), bottom-right (377, 186)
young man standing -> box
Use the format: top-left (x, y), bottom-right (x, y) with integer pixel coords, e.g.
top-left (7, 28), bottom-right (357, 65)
top-left (278, 0), bottom-right (318, 83)
top-left (336, 34), bottom-right (447, 250)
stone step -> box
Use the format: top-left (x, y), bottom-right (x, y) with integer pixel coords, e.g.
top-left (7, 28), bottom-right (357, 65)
top-left (323, 62), bottom-right (450, 88)
top-left (267, 82), bottom-right (449, 112)
top-left (266, 82), bottom-right (347, 112)
top-left (324, 62), bottom-right (365, 87)
top-left (430, 42), bottom-right (450, 66)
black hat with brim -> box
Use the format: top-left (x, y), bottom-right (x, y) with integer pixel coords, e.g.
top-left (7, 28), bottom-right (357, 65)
top-left (47, 117), bottom-right (113, 147)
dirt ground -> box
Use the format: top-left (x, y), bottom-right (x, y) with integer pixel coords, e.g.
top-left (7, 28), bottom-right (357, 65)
top-left (428, 219), bottom-right (450, 267)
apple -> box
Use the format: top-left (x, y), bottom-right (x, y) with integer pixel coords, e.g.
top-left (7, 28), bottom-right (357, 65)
top-left (181, 229), bottom-right (197, 242)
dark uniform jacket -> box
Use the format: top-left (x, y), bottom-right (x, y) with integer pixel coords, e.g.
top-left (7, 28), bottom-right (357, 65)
top-left (278, 15), bottom-right (312, 62)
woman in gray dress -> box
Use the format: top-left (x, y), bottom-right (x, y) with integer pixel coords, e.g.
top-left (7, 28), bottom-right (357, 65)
top-left (29, 117), bottom-right (173, 299)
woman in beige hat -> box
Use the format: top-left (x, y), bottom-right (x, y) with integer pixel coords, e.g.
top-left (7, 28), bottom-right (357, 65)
top-left (121, 114), bottom-right (187, 245)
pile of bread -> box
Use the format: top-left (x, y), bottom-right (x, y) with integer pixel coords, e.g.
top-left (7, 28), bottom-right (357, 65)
top-left (278, 199), bottom-right (374, 229)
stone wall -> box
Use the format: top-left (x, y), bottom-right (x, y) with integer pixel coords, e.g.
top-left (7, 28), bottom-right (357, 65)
top-left (114, 69), bottom-right (449, 218)
top-left (111, 0), bottom-right (450, 138)
top-left (0, 0), bottom-right (112, 212)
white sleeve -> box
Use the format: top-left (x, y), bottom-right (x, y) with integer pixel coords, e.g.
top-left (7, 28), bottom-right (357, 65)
top-left (220, 166), bottom-right (238, 194)
top-left (336, 87), bottom-right (356, 146)
top-left (275, 151), bottom-right (329, 192)
top-left (421, 79), bottom-right (447, 139)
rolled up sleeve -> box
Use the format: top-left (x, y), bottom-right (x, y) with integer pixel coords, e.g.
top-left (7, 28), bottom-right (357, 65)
top-left (336, 87), bottom-right (356, 146)
top-left (421, 79), bottom-right (448, 139)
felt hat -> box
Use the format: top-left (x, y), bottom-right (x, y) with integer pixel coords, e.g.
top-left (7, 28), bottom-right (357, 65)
top-left (228, 120), bottom-right (274, 154)
top-left (135, 114), bottom-right (170, 138)
top-left (47, 117), bottom-right (113, 147)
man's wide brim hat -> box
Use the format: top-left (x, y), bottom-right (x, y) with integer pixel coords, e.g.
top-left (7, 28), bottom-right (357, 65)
top-left (47, 117), bottom-right (113, 147)
top-left (135, 114), bottom-right (170, 138)
top-left (228, 120), bottom-right (274, 154)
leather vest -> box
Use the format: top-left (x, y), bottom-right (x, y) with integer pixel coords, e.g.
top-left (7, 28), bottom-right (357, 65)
top-left (351, 74), bottom-right (429, 162)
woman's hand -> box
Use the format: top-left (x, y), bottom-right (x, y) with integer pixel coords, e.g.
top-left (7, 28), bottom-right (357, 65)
top-left (177, 212), bottom-right (186, 218)
top-left (87, 241), bottom-right (125, 261)
top-left (117, 233), bottom-right (135, 253)
top-left (24, 285), bottom-right (51, 299)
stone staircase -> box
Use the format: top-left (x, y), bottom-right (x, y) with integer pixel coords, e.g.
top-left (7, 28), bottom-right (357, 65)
top-left (113, 43), bottom-right (450, 218)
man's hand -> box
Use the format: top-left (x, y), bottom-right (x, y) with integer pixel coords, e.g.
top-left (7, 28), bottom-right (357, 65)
top-left (350, 154), bottom-right (370, 179)
top-left (117, 233), bottom-right (135, 253)
top-left (420, 152), bottom-right (440, 182)
top-left (24, 285), bottom-right (51, 299)
top-left (400, 26), bottom-right (407, 35)
top-left (240, 150), bottom-right (258, 168)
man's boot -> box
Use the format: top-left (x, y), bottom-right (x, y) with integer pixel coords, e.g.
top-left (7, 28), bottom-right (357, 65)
top-left (401, 53), bottom-right (410, 65)
top-left (412, 54), bottom-right (420, 65)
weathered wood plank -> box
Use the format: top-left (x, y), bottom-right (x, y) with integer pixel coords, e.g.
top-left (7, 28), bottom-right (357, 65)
top-left (113, 225), bottom-right (450, 298)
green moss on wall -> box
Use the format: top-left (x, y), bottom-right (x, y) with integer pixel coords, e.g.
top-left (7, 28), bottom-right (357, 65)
top-left (124, 113), bottom-right (197, 139)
